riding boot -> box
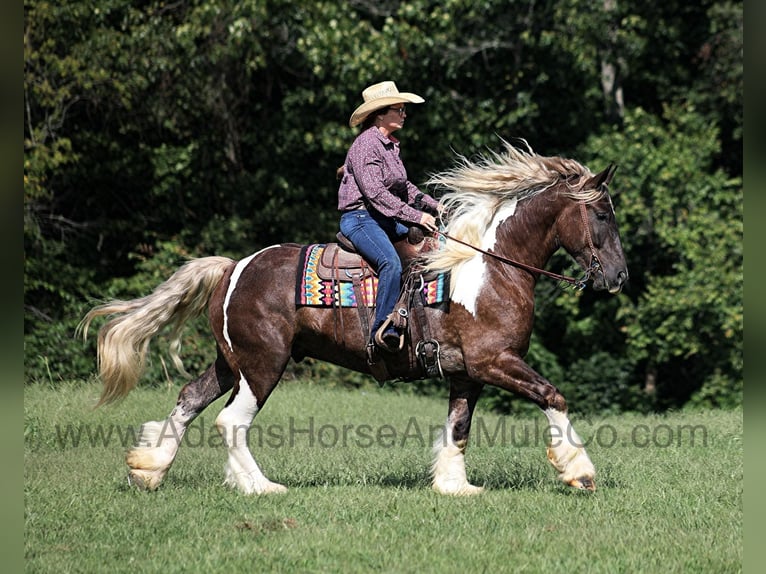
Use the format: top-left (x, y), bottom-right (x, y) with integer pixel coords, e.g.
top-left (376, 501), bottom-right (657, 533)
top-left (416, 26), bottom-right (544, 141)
top-left (373, 320), bottom-right (403, 353)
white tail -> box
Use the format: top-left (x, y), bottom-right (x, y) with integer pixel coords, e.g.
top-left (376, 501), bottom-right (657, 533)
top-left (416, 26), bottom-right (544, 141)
top-left (78, 256), bottom-right (234, 405)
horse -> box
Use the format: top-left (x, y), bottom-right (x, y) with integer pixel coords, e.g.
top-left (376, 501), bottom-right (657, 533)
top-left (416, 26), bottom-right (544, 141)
top-left (79, 141), bottom-right (628, 496)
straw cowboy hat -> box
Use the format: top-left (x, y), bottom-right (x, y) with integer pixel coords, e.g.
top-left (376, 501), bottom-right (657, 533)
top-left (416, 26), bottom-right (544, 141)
top-left (349, 81), bottom-right (425, 127)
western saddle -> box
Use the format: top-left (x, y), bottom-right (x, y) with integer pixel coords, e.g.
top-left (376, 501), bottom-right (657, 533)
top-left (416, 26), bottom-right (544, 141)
top-left (321, 227), bottom-right (445, 381)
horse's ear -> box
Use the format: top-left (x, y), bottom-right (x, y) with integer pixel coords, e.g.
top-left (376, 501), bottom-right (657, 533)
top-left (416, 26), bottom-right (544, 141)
top-left (585, 163), bottom-right (618, 191)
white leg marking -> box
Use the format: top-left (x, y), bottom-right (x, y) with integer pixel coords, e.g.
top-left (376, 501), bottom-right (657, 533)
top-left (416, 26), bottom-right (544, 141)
top-left (126, 406), bottom-right (195, 490)
top-left (431, 423), bottom-right (484, 496)
top-left (215, 372), bottom-right (287, 494)
top-left (222, 246), bottom-right (279, 352)
top-left (450, 201), bottom-right (518, 317)
top-left (544, 408), bottom-right (596, 489)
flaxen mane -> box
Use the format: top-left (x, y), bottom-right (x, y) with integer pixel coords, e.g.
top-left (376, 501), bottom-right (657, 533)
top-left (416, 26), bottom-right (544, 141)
top-left (424, 140), bottom-right (600, 276)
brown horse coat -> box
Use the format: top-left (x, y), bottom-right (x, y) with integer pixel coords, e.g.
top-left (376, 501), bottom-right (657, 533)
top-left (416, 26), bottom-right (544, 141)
top-left (81, 141), bottom-right (628, 495)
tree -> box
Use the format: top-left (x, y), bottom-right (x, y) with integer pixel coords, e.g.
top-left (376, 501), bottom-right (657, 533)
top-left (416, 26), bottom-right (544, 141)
top-left (24, 0), bottom-right (742, 411)
top-left (586, 106), bottom-right (742, 408)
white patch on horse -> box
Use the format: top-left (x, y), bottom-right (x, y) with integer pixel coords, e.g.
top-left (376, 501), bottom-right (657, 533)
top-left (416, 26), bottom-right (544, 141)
top-left (222, 246), bottom-right (278, 352)
top-left (544, 408), bottom-right (582, 448)
top-left (451, 200), bottom-right (518, 317)
top-left (543, 408), bottom-right (595, 487)
top-left (431, 422), bottom-right (483, 495)
top-left (450, 256), bottom-right (485, 317)
top-left (125, 404), bottom-right (196, 490)
top-left (215, 371), bottom-right (286, 494)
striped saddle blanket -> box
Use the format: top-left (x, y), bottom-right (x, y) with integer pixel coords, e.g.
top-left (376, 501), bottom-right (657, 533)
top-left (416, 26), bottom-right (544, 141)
top-left (295, 243), bottom-right (449, 308)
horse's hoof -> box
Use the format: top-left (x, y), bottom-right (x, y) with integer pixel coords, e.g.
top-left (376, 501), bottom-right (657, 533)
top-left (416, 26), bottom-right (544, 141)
top-left (432, 483), bottom-right (485, 496)
top-left (568, 476), bottom-right (596, 491)
top-left (127, 469), bottom-right (163, 491)
top-left (261, 482), bottom-right (288, 494)
top-left (456, 484), bottom-right (485, 496)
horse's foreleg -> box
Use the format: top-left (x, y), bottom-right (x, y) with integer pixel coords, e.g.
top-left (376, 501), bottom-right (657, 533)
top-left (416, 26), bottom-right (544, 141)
top-left (432, 378), bottom-right (484, 495)
top-left (127, 354), bottom-right (235, 490)
top-left (486, 353), bottom-right (596, 491)
top-left (543, 406), bottom-right (595, 491)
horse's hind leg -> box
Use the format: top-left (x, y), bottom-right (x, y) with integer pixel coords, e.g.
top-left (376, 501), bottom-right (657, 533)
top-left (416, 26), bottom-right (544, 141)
top-left (432, 378), bottom-right (485, 495)
top-left (214, 367), bottom-right (288, 495)
top-left (127, 353), bottom-right (235, 490)
top-left (215, 379), bottom-right (287, 494)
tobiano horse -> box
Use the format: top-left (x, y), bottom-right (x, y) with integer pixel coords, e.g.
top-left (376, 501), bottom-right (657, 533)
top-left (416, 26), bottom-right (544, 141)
top-left (79, 141), bottom-right (628, 495)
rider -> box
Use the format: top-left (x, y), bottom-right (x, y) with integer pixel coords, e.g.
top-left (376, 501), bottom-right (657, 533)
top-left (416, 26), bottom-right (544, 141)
top-left (337, 81), bottom-right (440, 352)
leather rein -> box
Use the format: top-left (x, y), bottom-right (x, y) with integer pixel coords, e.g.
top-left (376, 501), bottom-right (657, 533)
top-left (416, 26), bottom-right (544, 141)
top-left (436, 201), bottom-right (601, 290)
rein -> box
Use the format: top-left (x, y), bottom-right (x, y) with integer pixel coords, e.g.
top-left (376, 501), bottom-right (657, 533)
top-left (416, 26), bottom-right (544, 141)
top-left (436, 201), bottom-right (601, 290)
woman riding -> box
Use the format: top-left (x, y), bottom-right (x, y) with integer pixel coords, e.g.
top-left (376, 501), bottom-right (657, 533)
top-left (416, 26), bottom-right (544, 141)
top-left (337, 81), bottom-right (440, 352)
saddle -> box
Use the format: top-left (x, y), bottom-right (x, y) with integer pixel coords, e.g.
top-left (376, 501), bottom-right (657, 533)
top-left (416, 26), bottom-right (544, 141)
top-left (316, 238), bottom-right (374, 281)
top-left (318, 226), bottom-right (437, 280)
top-left (322, 227), bottom-right (445, 382)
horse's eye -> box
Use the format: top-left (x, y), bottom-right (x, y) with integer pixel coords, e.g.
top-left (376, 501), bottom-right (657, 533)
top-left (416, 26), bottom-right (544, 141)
top-left (595, 212), bottom-right (608, 221)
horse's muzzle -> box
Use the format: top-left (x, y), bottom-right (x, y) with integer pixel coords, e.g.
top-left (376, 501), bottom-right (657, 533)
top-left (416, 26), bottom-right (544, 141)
top-left (607, 269), bottom-right (629, 293)
top-left (591, 266), bottom-right (628, 293)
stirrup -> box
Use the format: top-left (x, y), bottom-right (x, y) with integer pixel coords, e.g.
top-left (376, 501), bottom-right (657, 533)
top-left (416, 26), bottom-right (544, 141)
top-left (373, 319), bottom-right (404, 352)
top-left (416, 339), bottom-right (444, 378)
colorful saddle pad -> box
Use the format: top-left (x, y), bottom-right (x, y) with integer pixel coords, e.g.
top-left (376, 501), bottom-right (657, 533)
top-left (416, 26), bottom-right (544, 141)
top-left (296, 243), bottom-right (449, 308)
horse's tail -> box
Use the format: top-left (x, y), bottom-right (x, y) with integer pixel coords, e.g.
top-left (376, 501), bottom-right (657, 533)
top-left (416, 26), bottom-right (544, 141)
top-left (78, 256), bottom-right (235, 406)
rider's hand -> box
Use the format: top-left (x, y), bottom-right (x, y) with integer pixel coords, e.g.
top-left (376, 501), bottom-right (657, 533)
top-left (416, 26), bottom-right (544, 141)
top-left (419, 212), bottom-right (438, 233)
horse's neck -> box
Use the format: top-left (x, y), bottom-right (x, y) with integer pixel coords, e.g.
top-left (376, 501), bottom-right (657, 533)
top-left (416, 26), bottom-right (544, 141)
top-left (495, 195), bottom-right (561, 272)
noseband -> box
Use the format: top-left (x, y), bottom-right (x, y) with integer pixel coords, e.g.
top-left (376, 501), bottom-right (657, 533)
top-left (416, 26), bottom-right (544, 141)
top-left (576, 200), bottom-right (602, 289)
top-left (437, 200), bottom-right (601, 290)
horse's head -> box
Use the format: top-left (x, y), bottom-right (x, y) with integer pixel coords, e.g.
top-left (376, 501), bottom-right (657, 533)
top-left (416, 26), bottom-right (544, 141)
top-left (558, 165), bottom-right (629, 293)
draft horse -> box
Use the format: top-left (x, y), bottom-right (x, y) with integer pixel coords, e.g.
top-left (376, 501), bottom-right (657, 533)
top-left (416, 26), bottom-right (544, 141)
top-left (80, 142), bottom-right (628, 495)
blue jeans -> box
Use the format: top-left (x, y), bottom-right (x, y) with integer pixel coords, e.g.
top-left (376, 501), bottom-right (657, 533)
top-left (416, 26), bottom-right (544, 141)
top-left (339, 210), bottom-right (409, 336)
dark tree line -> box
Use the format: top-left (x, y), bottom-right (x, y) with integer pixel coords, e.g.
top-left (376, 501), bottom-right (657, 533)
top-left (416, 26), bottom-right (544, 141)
top-left (24, 0), bottom-right (742, 413)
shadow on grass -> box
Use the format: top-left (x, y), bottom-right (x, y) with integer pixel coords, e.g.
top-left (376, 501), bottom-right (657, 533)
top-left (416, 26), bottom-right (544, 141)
top-left (116, 461), bottom-right (623, 494)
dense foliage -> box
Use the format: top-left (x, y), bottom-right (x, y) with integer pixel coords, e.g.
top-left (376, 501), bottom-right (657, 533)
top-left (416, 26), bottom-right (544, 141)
top-left (24, 0), bottom-right (742, 413)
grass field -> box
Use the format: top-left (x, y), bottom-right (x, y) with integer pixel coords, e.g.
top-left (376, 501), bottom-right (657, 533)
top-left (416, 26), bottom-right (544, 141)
top-left (25, 380), bottom-right (742, 573)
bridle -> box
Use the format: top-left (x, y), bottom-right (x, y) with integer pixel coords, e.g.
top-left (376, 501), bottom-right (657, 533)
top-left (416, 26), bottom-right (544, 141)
top-left (436, 200), bottom-right (601, 290)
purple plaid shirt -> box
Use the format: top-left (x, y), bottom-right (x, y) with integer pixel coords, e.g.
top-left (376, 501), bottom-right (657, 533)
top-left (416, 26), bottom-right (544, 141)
top-left (337, 127), bottom-right (438, 225)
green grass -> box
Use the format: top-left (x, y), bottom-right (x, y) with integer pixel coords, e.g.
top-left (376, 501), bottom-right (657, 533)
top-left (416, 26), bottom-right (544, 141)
top-left (25, 381), bottom-right (742, 573)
